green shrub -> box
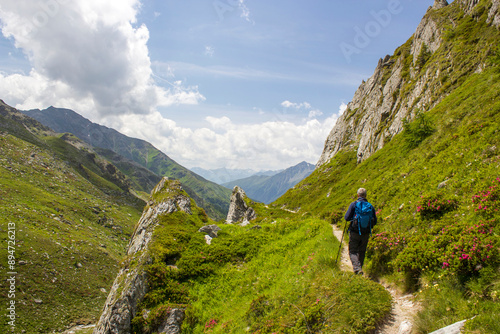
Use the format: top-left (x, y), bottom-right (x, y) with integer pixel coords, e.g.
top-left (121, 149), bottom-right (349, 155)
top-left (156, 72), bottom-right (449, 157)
top-left (472, 178), bottom-right (500, 217)
top-left (416, 192), bottom-right (459, 219)
top-left (402, 111), bottom-right (435, 149)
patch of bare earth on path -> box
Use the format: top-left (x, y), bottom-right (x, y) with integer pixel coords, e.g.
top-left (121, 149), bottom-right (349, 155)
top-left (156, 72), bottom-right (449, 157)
top-left (332, 225), bottom-right (421, 334)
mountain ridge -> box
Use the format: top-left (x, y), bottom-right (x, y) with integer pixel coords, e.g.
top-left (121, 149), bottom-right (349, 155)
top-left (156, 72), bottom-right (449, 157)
top-left (22, 106), bottom-right (232, 220)
top-left (222, 161), bottom-right (315, 204)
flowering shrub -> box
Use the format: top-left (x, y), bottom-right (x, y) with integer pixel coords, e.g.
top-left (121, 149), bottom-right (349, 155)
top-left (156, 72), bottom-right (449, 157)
top-left (393, 232), bottom-right (444, 273)
top-left (368, 232), bottom-right (406, 274)
top-left (416, 193), bottom-right (458, 219)
top-left (393, 221), bottom-right (498, 277)
top-left (204, 319), bottom-right (218, 332)
top-left (472, 178), bottom-right (500, 216)
top-left (440, 221), bottom-right (498, 275)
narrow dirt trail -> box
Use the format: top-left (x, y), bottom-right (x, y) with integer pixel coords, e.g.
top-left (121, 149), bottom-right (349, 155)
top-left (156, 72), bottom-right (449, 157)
top-left (332, 225), bottom-right (421, 334)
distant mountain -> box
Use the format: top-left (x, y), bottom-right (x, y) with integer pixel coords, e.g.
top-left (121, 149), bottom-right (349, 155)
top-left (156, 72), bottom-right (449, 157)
top-left (22, 106), bottom-right (231, 220)
top-left (222, 161), bottom-right (315, 204)
top-left (191, 167), bottom-right (282, 184)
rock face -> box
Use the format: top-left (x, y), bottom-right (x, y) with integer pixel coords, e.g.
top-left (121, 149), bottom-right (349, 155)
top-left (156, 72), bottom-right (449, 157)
top-left (157, 309), bottom-right (185, 334)
top-left (433, 0), bottom-right (449, 10)
top-left (316, 0), bottom-right (499, 168)
top-left (226, 186), bottom-right (257, 224)
top-left (93, 178), bottom-right (191, 334)
top-left (457, 0), bottom-right (500, 27)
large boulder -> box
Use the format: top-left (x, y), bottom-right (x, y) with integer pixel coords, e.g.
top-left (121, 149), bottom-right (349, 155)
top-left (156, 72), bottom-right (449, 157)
top-left (226, 186), bottom-right (257, 224)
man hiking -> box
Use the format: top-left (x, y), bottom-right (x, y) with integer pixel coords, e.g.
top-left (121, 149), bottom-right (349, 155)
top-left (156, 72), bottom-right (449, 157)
top-left (344, 188), bottom-right (377, 275)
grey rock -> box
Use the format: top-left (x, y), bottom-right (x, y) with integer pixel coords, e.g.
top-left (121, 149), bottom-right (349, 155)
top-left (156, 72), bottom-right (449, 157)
top-left (158, 309), bottom-right (185, 334)
top-left (428, 319), bottom-right (468, 334)
top-left (94, 178), bottom-right (191, 334)
top-left (458, 0), bottom-right (500, 27)
top-left (239, 220), bottom-right (251, 227)
top-left (433, 0), bottom-right (449, 10)
top-left (128, 179), bottom-right (191, 255)
top-left (488, 0), bottom-right (500, 27)
top-left (398, 320), bottom-right (413, 334)
top-left (226, 186), bottom-right (257, 224)
top-left (204, 235), bottom-right (213, 245)
top-left (438, 180), bottom-right (449, 189)
top-left (198, 224), bottom-right (221, 238)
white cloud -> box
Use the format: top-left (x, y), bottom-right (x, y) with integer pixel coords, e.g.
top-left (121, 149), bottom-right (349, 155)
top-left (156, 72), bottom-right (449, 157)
top-left (238, 0), bottom-right (253, 24)
top-left (204, 46), bottom-right (215, 57)
top-left (0, 0), bottom-right (204, 116)
top-left (339, 102), bottom-right (348, 115)
top-left (281, 100), bottom-right (312, 110)
top-left (308, 109), bottom-right (323, 118)
top-left (104, 110), bottom-right (339, 170)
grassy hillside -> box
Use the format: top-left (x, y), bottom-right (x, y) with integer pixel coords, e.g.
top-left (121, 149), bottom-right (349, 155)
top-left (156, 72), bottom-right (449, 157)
top-left (0, 133), bottom-right (142, 333)
top-left (274, 59), bottom-right (500, 333)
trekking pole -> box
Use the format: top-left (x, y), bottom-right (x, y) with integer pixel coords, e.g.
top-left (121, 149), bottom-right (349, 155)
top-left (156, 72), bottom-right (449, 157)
top-left (335, 222), bottom-right (349, 265)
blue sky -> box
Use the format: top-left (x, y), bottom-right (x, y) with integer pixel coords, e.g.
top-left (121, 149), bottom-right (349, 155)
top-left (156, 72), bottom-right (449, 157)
top-left (0, 0), bottom-right (435, 170)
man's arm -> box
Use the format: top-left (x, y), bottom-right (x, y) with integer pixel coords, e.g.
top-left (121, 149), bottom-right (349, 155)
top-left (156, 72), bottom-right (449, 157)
top-left (344, 202), bottom-right (355, 221)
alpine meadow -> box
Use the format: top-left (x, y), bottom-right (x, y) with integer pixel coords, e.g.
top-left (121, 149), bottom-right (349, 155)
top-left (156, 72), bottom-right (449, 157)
top-left (0, 0), bottom-right (499, 334)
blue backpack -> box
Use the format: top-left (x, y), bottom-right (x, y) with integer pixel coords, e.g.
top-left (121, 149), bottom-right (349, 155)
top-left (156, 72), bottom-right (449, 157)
top-left (354, 201), bottom-right (374, 235)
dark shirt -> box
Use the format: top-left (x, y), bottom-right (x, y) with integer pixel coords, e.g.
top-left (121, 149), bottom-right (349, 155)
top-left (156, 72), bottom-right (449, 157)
top-left (344, 197), bottom-right (377, 232)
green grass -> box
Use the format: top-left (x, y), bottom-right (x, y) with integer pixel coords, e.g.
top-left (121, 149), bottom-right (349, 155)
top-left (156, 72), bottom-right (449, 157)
top-left (129, 211), bottom-right (391, 334)
top-left (0, 134), bottom-right (141, 333)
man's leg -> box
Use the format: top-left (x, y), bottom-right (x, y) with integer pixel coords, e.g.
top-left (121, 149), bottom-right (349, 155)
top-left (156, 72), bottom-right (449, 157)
top-left (348, 231), bottom-right (363, 273)
top-left (358, 234), bottom-right (370, 269)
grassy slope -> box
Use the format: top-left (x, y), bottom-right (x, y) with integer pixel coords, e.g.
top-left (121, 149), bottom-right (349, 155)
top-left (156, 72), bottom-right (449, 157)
top-left (127, 195), bottom-right (391, 334)
top-left (0, 133), bottom-right (142, 333)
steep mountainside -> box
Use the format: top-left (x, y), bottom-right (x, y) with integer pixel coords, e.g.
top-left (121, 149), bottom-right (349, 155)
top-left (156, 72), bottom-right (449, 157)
top-left (22, 107), bottom-right (232, 220)
top-left (274, 0), bottom-right (500, 332)
top-left (0, 100), bottom-right (143, 333)
top-left (317, 0), bottom-right (500, 166)
top-left (222, 161), bottom-right (315, 204)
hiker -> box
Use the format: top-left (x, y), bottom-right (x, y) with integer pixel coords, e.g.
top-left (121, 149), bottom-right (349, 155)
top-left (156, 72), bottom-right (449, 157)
top-left (344, 188), bottom-right (377, 275)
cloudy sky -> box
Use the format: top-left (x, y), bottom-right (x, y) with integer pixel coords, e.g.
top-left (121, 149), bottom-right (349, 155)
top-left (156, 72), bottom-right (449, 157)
top-left (0, 0), bottom-right (433, 170)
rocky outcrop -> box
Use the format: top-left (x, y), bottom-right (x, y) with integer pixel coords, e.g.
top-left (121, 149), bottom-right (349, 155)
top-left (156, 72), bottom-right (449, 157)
top-left (226, 186), bottom-right (257, 224)
top-left (199, 224), bottom-right (221, 238)
top-left (128, 178), bottom-right (191, 255)
top-left (433, 0), bottom-right (449, 10)
top-left (457, 0), bottom-right (500, 26)
top-left (316, 0), bottom-right (498, 168)
top-left (94, 178), bottom-right (191, 334)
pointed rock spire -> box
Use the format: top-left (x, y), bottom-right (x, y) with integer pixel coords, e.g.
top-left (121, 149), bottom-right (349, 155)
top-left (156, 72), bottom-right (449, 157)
top-left (433, 0), bottom-right (449, 9)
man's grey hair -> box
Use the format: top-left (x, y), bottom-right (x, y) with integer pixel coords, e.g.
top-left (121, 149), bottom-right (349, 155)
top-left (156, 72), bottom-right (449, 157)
top-left (357, 188), bottom-right (367, 198)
